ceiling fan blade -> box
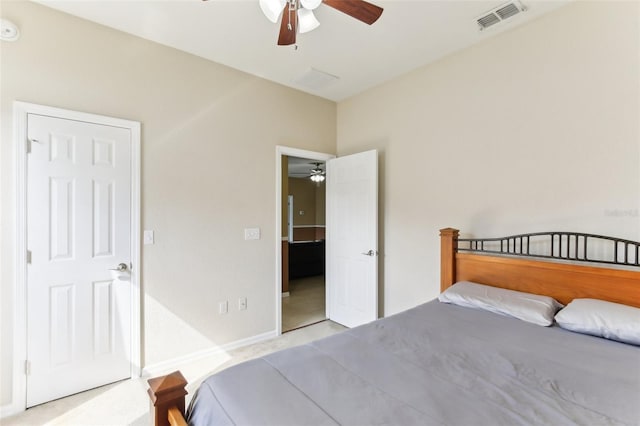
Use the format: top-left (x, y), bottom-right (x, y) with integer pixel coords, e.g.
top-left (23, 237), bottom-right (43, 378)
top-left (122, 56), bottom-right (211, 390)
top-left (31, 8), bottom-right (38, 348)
top-left (278, 4), bottom-right (297, 46)
top-left (322, 0), bottom-right (383, 25)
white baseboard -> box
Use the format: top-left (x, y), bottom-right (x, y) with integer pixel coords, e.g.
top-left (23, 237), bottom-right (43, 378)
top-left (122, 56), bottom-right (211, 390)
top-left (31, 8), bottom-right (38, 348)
top-left (282, 292), bottom-right (290, 297)
top-left (142, 329), bottom-right (278, 378)
top-left (0, 401), bottom-right (24, 419)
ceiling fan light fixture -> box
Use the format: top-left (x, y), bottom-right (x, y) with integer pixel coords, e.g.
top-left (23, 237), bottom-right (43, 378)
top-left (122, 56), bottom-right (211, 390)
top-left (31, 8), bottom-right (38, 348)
top-left (300, 0), bottom-right (322, 10)
top-left (260, 0), bottom-right (286, 23)
top-left (309, 162), bottom-right (326, 183)
top-left (261, 0), bottom-right (383, 46)
top-left (297, 8), bottom-right (320, 33)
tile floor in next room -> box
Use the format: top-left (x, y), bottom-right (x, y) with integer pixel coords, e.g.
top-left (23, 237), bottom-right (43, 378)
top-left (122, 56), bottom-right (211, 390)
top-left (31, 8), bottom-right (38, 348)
top-left (282, 274), bottom-right (327, 332)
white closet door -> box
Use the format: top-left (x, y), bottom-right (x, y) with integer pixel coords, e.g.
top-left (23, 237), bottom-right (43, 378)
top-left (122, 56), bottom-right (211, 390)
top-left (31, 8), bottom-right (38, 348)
top-left (26, 113), bottom-right (132, 407)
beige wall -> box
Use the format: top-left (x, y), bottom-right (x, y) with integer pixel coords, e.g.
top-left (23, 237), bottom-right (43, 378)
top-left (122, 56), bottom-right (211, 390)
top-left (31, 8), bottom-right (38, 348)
top-left (289, 177), bottom-right (318, 226)
top-left (337, 1), bottom-right (640, 317)
top-left (0, 2), bottom-right (336, 407)
top-left (315, 182), bottom-right (326, 225)
top-left (288, 176), bottom-right (326, 227)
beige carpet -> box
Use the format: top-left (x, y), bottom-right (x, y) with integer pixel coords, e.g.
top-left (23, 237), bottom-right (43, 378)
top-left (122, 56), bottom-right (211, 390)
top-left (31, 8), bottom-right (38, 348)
top-left (2, 320), bottom-right (346, 426)
top-left (282, 275), bottom-right (326, 332)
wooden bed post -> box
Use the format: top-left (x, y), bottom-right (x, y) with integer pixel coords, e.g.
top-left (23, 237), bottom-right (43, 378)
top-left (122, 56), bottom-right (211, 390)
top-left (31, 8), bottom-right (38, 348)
top-left (147, 370), bottom-right (188, 426)
top-left (440, 228), bottom-right (459, 292)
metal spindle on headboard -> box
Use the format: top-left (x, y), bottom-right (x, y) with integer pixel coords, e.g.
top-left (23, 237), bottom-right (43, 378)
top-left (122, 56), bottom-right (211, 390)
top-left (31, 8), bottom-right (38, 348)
top-left (456, 231), bottom-right (640, 267)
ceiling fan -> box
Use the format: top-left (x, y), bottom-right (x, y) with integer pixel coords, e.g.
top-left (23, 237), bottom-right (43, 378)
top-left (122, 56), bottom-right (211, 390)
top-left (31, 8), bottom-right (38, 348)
top-left (260, 0), bottom-right (384, 46)
top-left (291, 162), bottom-right (326, 182)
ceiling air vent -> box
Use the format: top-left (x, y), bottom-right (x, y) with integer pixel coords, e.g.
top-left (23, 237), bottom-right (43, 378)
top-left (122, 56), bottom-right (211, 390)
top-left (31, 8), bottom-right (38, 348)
top-left (476, 1), bottom-right (527, 31)
top-left (294, 68), bottom-right (339, 90)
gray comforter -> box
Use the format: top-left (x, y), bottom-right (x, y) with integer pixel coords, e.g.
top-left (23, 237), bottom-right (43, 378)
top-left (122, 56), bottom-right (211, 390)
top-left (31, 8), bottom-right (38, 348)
top-left (186, 300), bottom-right (640, 425)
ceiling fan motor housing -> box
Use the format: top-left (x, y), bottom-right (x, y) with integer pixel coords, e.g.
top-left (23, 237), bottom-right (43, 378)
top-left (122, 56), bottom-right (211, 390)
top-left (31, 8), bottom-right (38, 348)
top-left (261, 0), bottom-right (383, 46)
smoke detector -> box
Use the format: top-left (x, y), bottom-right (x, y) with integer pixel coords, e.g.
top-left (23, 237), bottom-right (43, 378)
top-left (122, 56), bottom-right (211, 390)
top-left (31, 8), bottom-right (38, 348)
top-left (476, 1), bottom-right (527, 31)
top-left (1, 19), bottom-right (20, 42)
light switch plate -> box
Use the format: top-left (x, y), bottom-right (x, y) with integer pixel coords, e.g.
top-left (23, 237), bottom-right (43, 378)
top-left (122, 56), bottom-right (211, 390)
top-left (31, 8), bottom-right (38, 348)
top-left (238, 297), bottom-right (247, 311)
top-left (244, 228), bottom-right (260, 240)
top-left (143, 230), bottom-right (154, 245)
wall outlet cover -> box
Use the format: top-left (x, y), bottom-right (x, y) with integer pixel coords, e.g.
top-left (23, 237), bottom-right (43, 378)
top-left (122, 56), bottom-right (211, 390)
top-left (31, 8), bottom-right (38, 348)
top-left (143, 230), bottom-right (154, 245)
top-left (244, 228), bottom-right (261, 240)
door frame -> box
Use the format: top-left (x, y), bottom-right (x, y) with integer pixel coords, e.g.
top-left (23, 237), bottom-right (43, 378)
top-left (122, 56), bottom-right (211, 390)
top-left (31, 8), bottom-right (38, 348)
top-left (275, 146), bottom-right (334, 334)
top-left (13, 101), bottom-right (141, 412)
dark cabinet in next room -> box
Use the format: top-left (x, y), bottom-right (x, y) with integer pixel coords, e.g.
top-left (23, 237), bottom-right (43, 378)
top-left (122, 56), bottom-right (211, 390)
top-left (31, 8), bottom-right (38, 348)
top-left (289, 240), bottom-right (325, 279)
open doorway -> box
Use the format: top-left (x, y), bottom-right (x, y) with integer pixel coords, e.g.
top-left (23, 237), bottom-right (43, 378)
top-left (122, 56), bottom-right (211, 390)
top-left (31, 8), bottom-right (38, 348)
top-left (276, 147), bottom-right (379, 332)
top-left (275, 146), bottom-right (334, 335)
top-left (282, 157), bottom-right (327, 332)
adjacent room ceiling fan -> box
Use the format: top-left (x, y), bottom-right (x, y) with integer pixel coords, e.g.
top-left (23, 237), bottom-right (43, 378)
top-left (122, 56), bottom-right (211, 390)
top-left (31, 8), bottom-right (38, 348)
top-left (260, 0), bottom-right (384, 46)
top-left (291, 162), bottom-right (326, 182)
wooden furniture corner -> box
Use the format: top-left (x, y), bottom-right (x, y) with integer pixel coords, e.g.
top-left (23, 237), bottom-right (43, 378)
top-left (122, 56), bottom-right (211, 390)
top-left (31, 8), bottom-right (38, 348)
top-left (147, 370), bottom-right (188, 426)
top-left (440, 227), bottom-right (459, 292)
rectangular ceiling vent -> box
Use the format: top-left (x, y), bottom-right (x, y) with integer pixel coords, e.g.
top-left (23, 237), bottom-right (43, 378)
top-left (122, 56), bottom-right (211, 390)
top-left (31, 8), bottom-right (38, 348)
top-left (476, 1), bottom-right (527, 31)
top-left (294, 68), bottom-right (339, 90)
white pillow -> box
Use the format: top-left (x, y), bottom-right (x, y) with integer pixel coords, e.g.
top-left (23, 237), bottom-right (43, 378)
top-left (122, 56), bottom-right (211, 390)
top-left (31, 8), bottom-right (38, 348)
top-left (554, 298), bottom-right (640, 346)
top-left (438, 281), bottom-right (563, 326)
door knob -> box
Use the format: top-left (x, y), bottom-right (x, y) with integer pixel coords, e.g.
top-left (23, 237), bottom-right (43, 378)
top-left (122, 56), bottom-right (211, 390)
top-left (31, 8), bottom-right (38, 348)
top-left (109, 263), bottom-right (128, 272)
top-left (361, 250), bottom-right (378, 257)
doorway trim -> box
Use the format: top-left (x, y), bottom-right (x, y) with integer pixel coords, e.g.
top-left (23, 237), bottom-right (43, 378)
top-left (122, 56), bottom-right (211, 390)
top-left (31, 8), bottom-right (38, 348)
top-left (275, 146), bottom-right (334, 335)
top-left (12, 101), bottom-right (141, 414)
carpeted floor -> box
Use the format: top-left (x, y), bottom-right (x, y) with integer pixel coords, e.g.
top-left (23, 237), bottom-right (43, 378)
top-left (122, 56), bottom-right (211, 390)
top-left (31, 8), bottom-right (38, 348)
top-left (2, 320), bottom-right (346, 426)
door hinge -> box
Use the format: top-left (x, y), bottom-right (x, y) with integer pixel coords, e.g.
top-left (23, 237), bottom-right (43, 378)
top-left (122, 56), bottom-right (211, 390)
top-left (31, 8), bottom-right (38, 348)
top-left (25, 360), bottom-right (31, 376)
top-left (26, 250), bottom-right (32, 264)
top-left (27, 138), bottom-right (39, 154)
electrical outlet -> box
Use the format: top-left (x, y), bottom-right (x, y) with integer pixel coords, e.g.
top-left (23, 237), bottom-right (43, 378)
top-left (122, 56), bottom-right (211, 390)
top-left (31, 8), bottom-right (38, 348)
top-left (143, 230), bottom-right (154, 245)
top-left (219, 301), bottom-right (228, 315)
top-left (244, 228), bottom-right (260, 240)
top-left (238, 297), bottom-right (247, 311)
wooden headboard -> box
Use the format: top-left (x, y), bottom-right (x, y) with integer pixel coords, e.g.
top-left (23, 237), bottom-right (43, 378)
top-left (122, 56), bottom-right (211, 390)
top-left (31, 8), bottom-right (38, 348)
top-left (440, 228), bottom-right (640, 308)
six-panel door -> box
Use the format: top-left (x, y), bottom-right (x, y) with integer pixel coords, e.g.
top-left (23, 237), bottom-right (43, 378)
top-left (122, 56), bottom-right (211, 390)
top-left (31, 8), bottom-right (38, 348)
top-left (26, 113), bottom-right (132, 407)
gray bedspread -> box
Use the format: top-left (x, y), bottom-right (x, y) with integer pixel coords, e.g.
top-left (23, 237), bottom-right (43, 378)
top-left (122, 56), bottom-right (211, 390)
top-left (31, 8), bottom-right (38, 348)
top-left (186, 300), bottom-right (640, 425)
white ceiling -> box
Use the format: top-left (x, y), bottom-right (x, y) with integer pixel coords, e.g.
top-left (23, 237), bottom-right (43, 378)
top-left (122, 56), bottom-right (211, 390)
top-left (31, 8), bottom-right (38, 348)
top-left (288, 156), bottom-right (325, 177)
top-left (35, 0), bottom-right (569, 102)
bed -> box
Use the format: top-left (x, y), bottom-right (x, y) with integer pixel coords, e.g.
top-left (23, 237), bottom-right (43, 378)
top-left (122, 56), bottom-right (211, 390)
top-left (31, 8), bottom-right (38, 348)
top-left (147, 228), bottom-right (640, 426)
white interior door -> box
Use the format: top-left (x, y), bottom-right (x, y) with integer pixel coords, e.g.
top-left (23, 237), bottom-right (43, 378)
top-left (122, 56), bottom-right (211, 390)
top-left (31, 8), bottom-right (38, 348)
top-left (326, 149), bottom-right (378, 328)
top-left (26, 113), bottom-right (133, 407)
